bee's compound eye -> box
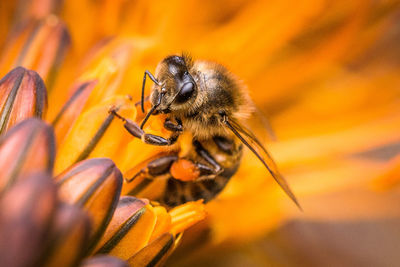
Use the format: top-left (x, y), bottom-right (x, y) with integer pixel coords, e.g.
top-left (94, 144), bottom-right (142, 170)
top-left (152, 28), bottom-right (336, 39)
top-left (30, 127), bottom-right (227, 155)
top-left (176, 82), bottom-right (195, 103)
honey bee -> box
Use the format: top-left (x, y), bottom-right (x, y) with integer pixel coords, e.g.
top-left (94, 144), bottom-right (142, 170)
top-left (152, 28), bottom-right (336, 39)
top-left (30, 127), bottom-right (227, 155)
top-left (111, 54), bottom-right (301, 209)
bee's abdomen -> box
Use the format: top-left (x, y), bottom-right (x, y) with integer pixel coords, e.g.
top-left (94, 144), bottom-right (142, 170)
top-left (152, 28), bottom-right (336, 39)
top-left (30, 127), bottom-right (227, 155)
top-left (161, 163), bottom-right (240, 207)
top-left (160, 137), bottom-right (243, 207)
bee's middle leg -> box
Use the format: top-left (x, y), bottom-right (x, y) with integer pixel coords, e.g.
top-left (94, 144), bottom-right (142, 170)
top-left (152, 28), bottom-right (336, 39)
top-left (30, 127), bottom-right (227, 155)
top-left (192, 140), bottom-right (224, 178)
top-left (163, 117), bottom-right (183, 132)
top-left (126, 154), bottom-right (179, 183)
top-left (127, 153), bottom-right (216, 183)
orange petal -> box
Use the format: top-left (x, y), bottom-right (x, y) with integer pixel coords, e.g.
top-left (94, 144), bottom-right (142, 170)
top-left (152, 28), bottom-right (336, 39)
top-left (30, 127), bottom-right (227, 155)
top-left (169, 200), bottom-right (206, 235)
top-left (55, 96), bottom-right (136, 173)
top-left (51, 80), bottom-right (96, 144)
top-left (150, 206), bottom-right (172, 242)
top-left (372, 154), bottom-right (400, 191)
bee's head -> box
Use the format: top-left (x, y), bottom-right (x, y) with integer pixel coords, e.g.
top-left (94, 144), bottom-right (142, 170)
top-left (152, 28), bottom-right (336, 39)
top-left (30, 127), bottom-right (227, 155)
top-left (151, 55), bottom-right (197, 113)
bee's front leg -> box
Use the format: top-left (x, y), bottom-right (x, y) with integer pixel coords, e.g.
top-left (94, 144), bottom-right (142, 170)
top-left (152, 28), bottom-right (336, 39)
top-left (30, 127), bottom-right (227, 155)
top-left (109, 109), bottom-right (180, 146)
top-left (124, 121), bottom-right (179, 146)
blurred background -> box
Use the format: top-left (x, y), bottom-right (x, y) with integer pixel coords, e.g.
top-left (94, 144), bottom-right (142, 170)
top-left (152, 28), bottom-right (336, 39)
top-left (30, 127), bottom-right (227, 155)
top-left (1, 0), bottom-right (400, 266)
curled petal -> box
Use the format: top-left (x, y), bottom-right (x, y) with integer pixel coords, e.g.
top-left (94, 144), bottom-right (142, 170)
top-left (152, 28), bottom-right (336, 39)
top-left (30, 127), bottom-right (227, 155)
top-left (41, 203), bottom-right (92, 267)
top-left (0, 173), bottom-right (57, 267)
top-left (56, 158), bottom-right (122, 250)
top-left (79, 255), bottom-right (129, 267)
top-left (0, 67), bottom-right (47, 134)
top-left (0, 118), bottom-right (55, 194)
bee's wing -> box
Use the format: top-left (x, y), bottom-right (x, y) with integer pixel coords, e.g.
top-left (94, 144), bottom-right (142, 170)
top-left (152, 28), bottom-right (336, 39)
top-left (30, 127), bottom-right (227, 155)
top-left (225, 118), bottom-right (302, 210)
top-left (251, 104), bottom-right (277, 141)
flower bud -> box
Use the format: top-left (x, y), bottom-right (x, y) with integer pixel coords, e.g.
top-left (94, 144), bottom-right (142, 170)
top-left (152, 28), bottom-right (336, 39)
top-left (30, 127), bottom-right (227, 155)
top-left (127, 233), bottom-right (175, 267)
top-left (41, 203), bottom-right (92, 267)
top-left (56, 158), bottom-right (123, 250)
top-left (94, 197), bottom-right (206, 261)
top-left (94, 196), bottom-right (156, 260)
top-left (0, 173), bottom-right (57, 267)
top-left (0, 67), bottom-right (47, 134)
top-left (79, 256), bottom-right (129, 267)
top-left (0, 118), bottom-right (55, 194)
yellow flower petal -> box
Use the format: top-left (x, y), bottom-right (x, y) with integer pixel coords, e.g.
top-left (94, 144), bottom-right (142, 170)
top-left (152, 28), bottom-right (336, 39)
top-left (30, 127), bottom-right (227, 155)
top-left (169, 200), bottom-right (206, 235)
top-left (55, 96), bottom-right (136, 173)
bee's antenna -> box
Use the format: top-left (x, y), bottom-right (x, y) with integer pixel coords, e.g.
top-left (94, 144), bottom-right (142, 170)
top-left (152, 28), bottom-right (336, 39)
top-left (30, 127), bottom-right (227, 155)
top-left (141, 71), bottom-right (160, 113)
top-left (141, 85), bottom-right (145, 113)
top-left (140, 91), bottom-right (164, 129)
top-left (140, 104), bottom-right (157, 129)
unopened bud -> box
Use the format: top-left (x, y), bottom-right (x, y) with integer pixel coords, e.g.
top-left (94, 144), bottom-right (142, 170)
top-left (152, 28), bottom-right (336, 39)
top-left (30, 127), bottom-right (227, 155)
top-left (79, 256), bottom-right (129, 267)
top-left (0, 67), bottom-right (47, 134)
top-left (56, 158), bottom-right (123, 251)
top-left (0, 173), bottom-right (57, 267)
top-left (94, 196), bottom-right (154, 260)
top-left (0, 118), bottom-right (55, 194)
top-left (41, 203), bottom-right (92, 267)
top-left (128, 233), bottom-right (175, 267)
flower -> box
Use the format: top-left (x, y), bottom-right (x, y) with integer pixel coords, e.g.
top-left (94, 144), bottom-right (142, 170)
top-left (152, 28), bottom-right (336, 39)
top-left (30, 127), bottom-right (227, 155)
top-left (1, 0), bottom-right (400, 266)
top-left (0, 118), bottom-right (205, 267)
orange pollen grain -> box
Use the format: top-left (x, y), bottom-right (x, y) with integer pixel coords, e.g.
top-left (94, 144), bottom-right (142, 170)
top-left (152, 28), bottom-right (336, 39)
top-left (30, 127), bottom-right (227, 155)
top-left (170, 159), bottom-right (200, 182)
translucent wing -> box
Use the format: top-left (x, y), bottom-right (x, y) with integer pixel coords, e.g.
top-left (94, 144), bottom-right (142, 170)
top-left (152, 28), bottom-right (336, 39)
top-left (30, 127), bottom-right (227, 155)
top-left (251, 104), bottom-right (277, 141)
top-left (224, 117), bottom-right (302, 210)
